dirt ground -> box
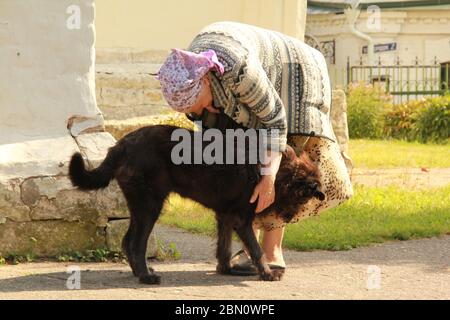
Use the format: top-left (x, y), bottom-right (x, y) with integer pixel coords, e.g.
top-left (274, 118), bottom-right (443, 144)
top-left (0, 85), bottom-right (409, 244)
top-left (0, 224), bottom-right (449, 300)
top-left (351, 167), bottom-right (450, 189)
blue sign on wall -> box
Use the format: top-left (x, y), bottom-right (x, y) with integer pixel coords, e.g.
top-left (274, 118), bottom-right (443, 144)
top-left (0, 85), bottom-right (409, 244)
top-left (362, 43), bottom-right (397, 54)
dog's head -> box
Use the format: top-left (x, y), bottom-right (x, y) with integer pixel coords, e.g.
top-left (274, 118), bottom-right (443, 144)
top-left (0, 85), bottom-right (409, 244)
top-left (264, 145), bottom-right (325, 223)
top-left (281, 146), bottom-right (325, 200)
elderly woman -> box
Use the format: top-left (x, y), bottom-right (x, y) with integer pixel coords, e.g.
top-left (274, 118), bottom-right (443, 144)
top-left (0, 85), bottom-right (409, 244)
top-left (157, 21), bottom-right (353, 275)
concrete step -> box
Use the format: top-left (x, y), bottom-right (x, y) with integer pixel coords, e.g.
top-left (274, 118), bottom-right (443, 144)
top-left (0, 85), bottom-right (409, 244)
top-left (96, 63), bottom-right (169, 120)
top-left (96, 63), bottom-right (161, 89)
top-left (96, 48), bottom-right (169, 64)
top-left (99, 104), bottom-right (172, 121)
top-left (104, 114), bottom-right (195, 140)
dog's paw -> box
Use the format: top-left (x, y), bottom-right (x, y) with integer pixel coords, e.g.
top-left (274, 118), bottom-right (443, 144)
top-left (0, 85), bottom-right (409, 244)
top-left (259, 269), bottom-right (284, 281)
top-left (139, 273), bottom-right (161, 285)
top-left (216, 263), bottom-right (232, 275)
top-left (131, 267), bottom-right (154, 278)
top-left (271, 268), bottom-right (285, 281)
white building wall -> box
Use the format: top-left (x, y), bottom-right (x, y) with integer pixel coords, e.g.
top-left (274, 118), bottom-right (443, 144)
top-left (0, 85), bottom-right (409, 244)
top-left (0, 0), bottom-right (107, 181)
top-left (306, 7), bottom-right (450, 87)
top-left (95, 0), bottom-right (307, 50)
top-left (0, 0), bottom-right (102, 145)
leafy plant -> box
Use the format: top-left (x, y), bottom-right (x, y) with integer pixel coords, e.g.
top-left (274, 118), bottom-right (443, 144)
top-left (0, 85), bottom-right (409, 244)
top-left (155, 240), bottom-right (181, 262)
top-left (349, 85), bottom-right (449, 144)
top-left (346, 82), bottom-right (392, 139)
top-left (57, 248), bottom-right (126, 263)
top-left (413, 95), bottom-right (450, 144)
top-left (383, 100), bottom-right (423, 141)
top-left (3, 253), bottom-right (33, 265)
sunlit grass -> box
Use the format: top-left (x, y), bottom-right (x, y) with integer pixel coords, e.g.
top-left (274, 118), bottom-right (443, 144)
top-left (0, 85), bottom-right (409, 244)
top-left (160, 185), bottom-right (450, 251)
top-left (284, 185), bottom-right (450, 251)
top-left (349, 139), bottom-right (450, 168)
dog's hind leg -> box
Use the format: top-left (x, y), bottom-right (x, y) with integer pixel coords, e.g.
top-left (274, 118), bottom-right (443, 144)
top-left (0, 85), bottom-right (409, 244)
top-left (234, 221), bottom-right (283, 281)
top-left (122, 219), bottom-right (157, 277)
top-left (122, 186), bottom-right (164, 285)
top-left (133, 198), bottom-right (164, 285)
top-left (216, 217), bottom-right (233, 275)
top-left (122, 219), bottom-right (137, 276)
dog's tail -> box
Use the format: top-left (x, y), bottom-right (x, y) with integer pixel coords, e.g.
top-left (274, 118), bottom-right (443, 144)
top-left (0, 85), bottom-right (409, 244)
top-left (69, 145), bottom-right (121, 190)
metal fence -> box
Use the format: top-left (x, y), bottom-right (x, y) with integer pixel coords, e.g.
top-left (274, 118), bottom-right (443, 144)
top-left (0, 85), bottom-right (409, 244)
top-left (331, 57), bottom-right (450, 104)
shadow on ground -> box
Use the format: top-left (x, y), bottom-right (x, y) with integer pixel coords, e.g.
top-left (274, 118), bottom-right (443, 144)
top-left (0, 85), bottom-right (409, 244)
top-left (0, 267), bottom-right (257, 293)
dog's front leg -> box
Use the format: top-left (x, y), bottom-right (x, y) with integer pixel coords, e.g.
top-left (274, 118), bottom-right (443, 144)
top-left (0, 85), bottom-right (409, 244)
top-left (234, 222), bottom-right (283, 281)
top-left (216, 217), bottom-right (233, 275)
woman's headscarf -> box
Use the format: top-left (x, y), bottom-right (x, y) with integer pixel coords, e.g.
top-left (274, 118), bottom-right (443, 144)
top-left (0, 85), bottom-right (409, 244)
top-left (156, 48), bottom-right (224, 112)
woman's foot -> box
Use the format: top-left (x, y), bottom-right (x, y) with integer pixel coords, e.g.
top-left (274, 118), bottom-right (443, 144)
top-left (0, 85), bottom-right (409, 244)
top-left (228, 249), bottom-right (286, 276)
top-left (264, 252), bottom-right (286, 269)
top-left (228, 227), bottom-right (286, 276)
top-left (229, 250), bottom-right (258, 276)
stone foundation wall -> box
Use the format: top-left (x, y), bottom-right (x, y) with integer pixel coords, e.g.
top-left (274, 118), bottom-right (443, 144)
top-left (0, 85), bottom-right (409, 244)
top-left (0, 178), bottom-right (156, 258)
top-left (0, 132), bottom-right (157, 258)
top-left (330, 89), bottom-right (353, 173)
top-left (330, 89), bottom-right (350, 154)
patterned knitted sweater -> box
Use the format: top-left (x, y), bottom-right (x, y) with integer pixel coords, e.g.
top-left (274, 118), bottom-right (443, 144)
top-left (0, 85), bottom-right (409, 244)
top-left (187, 21), bottom-right (336, 152)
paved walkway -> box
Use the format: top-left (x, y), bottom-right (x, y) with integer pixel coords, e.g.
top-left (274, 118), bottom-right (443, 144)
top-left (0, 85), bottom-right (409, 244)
top-left (0, 224), bottom-right (449, 300)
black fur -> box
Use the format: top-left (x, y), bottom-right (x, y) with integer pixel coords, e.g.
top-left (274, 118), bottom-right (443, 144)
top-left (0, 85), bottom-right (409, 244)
top-left (69, 125), bottom-right (324, 284)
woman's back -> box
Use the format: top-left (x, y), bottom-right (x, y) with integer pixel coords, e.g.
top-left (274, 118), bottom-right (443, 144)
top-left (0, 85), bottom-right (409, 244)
top-left (188, 21), bottom-right (336, 143)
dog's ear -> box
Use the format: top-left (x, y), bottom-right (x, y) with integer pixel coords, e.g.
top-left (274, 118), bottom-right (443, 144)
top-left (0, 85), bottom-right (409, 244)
top-left (297, 151), bottom-right (320, 178)
top-left (282, 145), bottom-right (297, 162)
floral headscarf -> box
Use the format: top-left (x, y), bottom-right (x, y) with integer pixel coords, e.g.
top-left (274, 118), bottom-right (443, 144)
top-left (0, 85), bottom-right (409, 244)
top-left (156, 48), bottom-right (224, 112)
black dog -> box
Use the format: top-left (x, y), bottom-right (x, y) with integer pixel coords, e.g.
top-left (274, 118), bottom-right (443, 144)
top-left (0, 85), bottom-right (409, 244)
top-left (69, 125), bottom-right (325, 284)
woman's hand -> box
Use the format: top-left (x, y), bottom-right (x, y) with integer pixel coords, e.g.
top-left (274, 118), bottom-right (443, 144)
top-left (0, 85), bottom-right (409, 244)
top-left (249, 150), bottom-right (282, 213)
top-left (250, 174), bottom-right (276, 213)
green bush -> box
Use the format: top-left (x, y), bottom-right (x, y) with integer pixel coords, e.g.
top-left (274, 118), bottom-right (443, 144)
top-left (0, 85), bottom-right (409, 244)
top-left (383, 100), bottom-right (423, 141)
top-left (383, 95), bottom-right (450, 144)
top-left (347, 83), bottom-right (449, 144)
top-left (413, 95), bottom-right (450, 144)
top-left (346, 82), bottom-right (392, 139)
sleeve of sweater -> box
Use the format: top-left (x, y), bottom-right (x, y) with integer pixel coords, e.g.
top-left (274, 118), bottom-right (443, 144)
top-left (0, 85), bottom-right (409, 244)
top-left (228, 57), bottom-right (288, 152)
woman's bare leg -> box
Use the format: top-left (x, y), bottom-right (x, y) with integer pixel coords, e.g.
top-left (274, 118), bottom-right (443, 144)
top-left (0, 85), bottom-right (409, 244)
top-left (243, 225), bottom-right (285, 267)
top-left (253, 224), bottom-right (261, 242)
top-left (261, 227), bottom-right (285, 266)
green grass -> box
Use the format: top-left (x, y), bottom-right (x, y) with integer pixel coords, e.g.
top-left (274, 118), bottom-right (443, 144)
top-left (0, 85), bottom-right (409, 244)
top-left (160, 185), bottom-right (450, 251)
top-left (160, 193), bottom-right (217, 236)
top-left (349, 139), bottom-right (450, 168)
top-left (284, 185), bottom-right (450, 251)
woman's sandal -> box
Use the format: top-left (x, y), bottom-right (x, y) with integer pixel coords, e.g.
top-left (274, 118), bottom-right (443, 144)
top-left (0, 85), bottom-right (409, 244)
top-left (229, 250), bottom-right (258, 276)
top-left (229, 249), bottom-right (286, 276)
